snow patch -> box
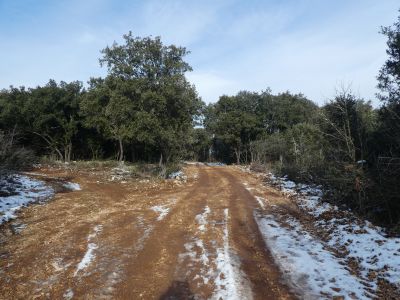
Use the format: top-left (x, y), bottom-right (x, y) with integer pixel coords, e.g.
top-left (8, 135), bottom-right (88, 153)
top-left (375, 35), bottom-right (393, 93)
top-left (206, 162), bottom-right (226, 167)
top-left (178, 205), bottom-right (213, 285)
top-left (63, 182), bottom-right (81, 191)
top-left (63, 288), bottom-right (74, 300)
top-left (74, 243), bottom-right (97, 276)
top-left (268, 173), bottom-right (400, 290)
top-left (212, 209), bottom-right (253, 300)
top-left (180, 238), bottom-right (213, 285)
top-left (135, 216), bottom-right (154, 252)
top-left (150, 198), bottom-right (176, 221)
top-left (0, 175), bottom-right (54, 225)
top-left (255, 213), bottom-right (372, 299)
top-left (195, 206), bottom-right (210, 232)
top-left (177, 207), bottom-right (252, 298)
top-left (168, 171), bottom-right (187, 181)
top-left (151, 205), bottom-right (170, 221)
top-left (74, 225), bottom-right (102, 276)
top-left (243, 182), bottom-right (255, 192)
top-left (323, 219), bottom-right (400, 288)
top-left (255, 196), bottom-right (265, 209)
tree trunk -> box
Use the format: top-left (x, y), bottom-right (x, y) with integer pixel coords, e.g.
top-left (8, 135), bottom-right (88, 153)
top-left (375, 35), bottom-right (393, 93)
top-left (234, 148), bottom-right (241, 165)
top-left (159, 153), bottom-right (163, 167)
top-left (64, 142), bottom-right (72, 162)
top-left (118, 138), bottom-right (124, 162)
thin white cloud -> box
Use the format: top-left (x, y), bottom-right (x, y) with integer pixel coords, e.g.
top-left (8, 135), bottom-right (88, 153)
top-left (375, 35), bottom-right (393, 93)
top-left (137, 0), bottom-right (225, 46)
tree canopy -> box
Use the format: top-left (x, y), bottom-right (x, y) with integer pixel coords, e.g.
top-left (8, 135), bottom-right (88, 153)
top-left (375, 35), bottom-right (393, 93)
top-left (81, 34), bottom-right (202, 162)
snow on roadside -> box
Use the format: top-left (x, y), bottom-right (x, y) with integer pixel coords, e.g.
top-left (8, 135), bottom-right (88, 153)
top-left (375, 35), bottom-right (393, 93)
top-left (321, 217), bottom-right (400, 288)
top-left (22, 172), bottom-right (81, 191)
top-left (205, 162), bottom-right (226, 167)
top-left (266, 173), bottom-right (400, 293)
top-left (212, 209), bottom-right (253, 300)
top-left (74, 225), bottom-right (102, 276)
top-left (255, 213), bottom-right (372, 299)
top-left (255, 196), bottom-right (266, 209)
top-left (242, 182), bottom-right (254, 191)
top-left (63, 182), bottom-right (81, 191)
top-left (0, 175), bottom-right (54, 225)
top-left (168, 171), bottom-right (187, 181)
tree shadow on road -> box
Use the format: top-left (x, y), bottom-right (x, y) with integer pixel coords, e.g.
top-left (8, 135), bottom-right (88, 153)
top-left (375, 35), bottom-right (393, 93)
top-left (159, 280), bottom-right (196, 300)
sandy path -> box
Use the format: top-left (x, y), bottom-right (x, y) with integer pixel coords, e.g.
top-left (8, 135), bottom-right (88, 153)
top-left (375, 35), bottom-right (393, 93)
top-left (0, 165), bottom-right (294, 299)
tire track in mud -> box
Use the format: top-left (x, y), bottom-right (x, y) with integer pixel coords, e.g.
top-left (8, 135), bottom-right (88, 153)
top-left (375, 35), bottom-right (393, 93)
top-left (172, 172), bottom-right (253, 300)
top-left (114, 167), bottom-right (212, 299)
top-left (218, 168), bottom-right (295, 300)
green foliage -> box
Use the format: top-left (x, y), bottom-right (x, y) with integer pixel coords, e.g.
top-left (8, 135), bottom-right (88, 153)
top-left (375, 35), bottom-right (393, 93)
top-left (378, 12), bottom-right (400, 105)
top-left (204, 90), bottom-right (318, 164)
top-left (189, 128), bottom-right (212, 162)
top-left (100, 32), bottom-right (192, 81)
top-left (375, 12), bottom-right (400, 159)
top-left (283, 123), bottom-right (325, 178)
top-left (81, 34), bottom-right (202, 163)
top-left (0, 80), bottom-right (82, 162)
top-left (258, 91), bottom-right (318, 133)
top-left (0, 87), bottom-right (28, 128)
top-left (81, 77), bottom-right (137, 161)
top-left (371, 11), bottom-right (400, 226)
top-left (321, 90), bottom-right (376, 163)
top-left (27, 80), bottom-right (82, 162)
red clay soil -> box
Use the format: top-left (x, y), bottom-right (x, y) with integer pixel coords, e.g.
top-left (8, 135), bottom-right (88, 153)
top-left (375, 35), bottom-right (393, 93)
top-left (0, 165), bottom-right (296, 299)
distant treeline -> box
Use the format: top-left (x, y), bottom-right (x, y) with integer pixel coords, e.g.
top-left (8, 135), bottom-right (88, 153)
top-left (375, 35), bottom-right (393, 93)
top-left (1, 13), bottom-right (400, 228)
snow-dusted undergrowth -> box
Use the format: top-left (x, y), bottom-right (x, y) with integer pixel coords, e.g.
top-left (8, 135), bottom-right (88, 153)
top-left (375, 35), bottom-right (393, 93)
top-left (266, 174), bottom-right (400, 294)
top-left (0, 175), bottom-right (54, 225)
top-left (255, 213), bottom-right (372, 299)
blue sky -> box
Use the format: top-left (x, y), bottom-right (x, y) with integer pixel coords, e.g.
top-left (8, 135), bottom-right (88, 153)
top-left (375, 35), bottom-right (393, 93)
top-left (0, 0), bottom-right (398, 105)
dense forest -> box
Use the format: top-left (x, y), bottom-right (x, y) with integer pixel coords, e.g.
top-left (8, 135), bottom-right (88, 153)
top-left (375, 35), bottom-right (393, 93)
top-left (1, 14), bottom-right (400, 229)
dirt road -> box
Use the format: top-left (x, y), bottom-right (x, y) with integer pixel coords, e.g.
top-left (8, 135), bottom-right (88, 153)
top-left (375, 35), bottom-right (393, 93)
top-left (0, 164), bottom-right (296, 299)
